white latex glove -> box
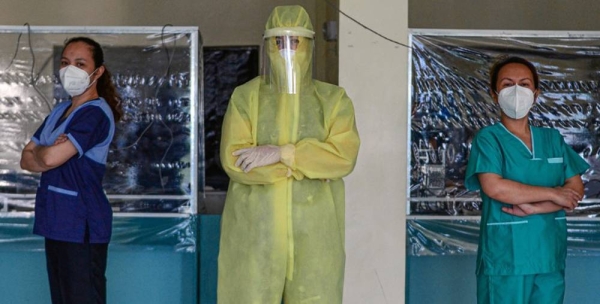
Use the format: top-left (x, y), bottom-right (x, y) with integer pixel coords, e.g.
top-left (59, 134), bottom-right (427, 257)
top-left (233, 145), bottom-right (281, 173)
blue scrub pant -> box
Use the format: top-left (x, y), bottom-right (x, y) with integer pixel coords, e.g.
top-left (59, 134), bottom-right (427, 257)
top-left (45, 237), bottom-right (109, 304)
top-left (477, 271), bottom-right (565, 304)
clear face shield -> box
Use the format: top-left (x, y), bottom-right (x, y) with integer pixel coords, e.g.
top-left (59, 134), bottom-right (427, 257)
top-left (262, 28), bottom-right (314, 94)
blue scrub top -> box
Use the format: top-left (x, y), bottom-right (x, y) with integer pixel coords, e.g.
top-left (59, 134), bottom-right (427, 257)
top-left (32, 98), bottom-right (115, 244)
top-left (465, 123), bottom-right (589, 276)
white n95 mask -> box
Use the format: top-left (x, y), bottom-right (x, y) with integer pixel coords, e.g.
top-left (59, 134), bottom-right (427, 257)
top-left (279, 48), bottom-right (296, 60)
top-left (59, 65), bottom-right (98, 97)
top-left (497, 85), bottom-right (535, 119)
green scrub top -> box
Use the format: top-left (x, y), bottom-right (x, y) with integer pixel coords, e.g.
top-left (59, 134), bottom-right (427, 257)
top-left (465, 123), bottom-right (589, 276)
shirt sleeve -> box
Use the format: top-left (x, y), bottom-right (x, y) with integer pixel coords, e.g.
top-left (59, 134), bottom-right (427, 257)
top-left (287, 90), bottom-right (360, 180)
top-left (220, 85), bottom-right (291, 185)
top-left (65, 106), bottom-right (110, 157)
top-left (465, 129), bottom-right (503, 191)
top-left (31, 117), bottom-right (49, 145)
top-left (560, 134), bottom-right (590, 179)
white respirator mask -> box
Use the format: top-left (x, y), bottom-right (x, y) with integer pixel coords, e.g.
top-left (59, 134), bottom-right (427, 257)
top-left (497, 85), bottom-right (535, 119)
top-left (59, 65), bottom-right (98, 97)
top-left (279, 48), bottom-right (295, 60)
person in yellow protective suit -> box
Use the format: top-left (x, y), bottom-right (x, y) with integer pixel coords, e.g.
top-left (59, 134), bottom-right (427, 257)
top-left (217, 5), bottom-right (360, 304)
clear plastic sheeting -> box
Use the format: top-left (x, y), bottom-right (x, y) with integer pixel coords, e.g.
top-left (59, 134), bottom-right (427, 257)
top-left (409, 198), bottom-right (481, 216)
top-left (407, 219), bottom-right (479, 256)
top-left (111, 198), bottom-right (192, 213)
top-left (409, 31), bottom-right (600, 216)
top-left (0, 26), bottom-right (200, 214)
top-left (408, 198), bottom-right (600, 217)
top-left (0, 195), bottom-right (195, 213)
top-left (0, 215), bottom-right (197, 253)
top-left (408, 219), bottom-right (600, 257)
top-left (110, 215), bottom-right (197, 252)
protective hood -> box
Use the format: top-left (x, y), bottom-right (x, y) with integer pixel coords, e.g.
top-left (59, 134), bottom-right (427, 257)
top-left (264, 5), bottom-right (315, 37)
top-left (262, 5), bottom-right (315, 94)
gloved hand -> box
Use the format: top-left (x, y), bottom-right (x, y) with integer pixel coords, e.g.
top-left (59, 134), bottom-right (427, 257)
top-left (233, 145), bottom-right (281, 173)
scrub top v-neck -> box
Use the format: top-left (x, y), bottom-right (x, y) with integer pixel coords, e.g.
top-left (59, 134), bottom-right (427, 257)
top-left (465, 122), bottom-right (589, 276)
top-left (32, 98), bottom-right (115, 244)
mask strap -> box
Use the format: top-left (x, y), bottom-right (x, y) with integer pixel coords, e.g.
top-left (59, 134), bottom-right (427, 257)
top-left (89, 67), bottom-right (100, 78)
top-left (89, 66), bottom-right (101, 83)
top-left (88, 67), bottom-right (101, 87)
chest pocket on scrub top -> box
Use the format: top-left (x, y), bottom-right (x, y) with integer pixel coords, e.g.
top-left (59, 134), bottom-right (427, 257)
top-left (543, 157), bottom-right (565, 186)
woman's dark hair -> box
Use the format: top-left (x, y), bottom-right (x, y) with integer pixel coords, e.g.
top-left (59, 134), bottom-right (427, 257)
top-left (489, 56), bottom-right (540, 93)
top-left (63, 36), bottom-right (123, 122)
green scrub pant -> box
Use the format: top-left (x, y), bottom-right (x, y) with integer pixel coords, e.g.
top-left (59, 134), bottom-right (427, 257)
top-left (477, 271), bottom-right (565, 304)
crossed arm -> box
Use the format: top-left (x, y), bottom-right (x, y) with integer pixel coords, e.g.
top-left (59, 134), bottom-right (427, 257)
top-left (478, 173), bottom-right (584, 216)
top-left (20, 134), bottom-right (78, 173)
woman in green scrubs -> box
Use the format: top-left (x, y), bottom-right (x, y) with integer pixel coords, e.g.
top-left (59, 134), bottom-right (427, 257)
top-left (465, 56), bottom-right (589, 304)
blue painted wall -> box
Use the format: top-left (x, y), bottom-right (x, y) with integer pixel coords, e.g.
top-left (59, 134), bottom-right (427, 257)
top-left (0, 215), bottom-right (220, 304)
top-left (407, 255), bottom-right (600, 303)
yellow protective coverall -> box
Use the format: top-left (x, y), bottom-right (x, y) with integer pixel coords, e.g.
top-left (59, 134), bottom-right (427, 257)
top-left (217, 8), bottom-right (359, 303)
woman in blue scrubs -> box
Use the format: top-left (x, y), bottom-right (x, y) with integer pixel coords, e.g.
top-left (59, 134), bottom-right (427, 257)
top-left (20, 37), bottom-right (121, 304)
top-left (465, 56), bottom-right (589, 304)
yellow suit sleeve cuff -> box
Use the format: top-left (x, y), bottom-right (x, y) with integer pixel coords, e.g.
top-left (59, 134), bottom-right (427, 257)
top-left (280, 144), bottom-right (296, 169)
